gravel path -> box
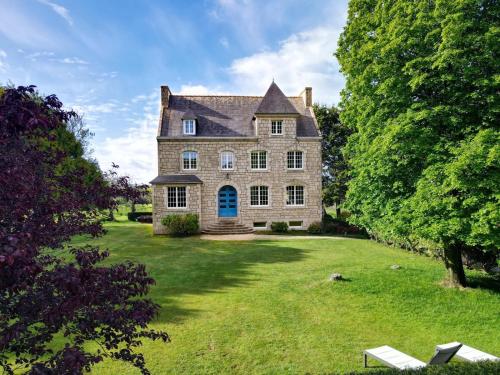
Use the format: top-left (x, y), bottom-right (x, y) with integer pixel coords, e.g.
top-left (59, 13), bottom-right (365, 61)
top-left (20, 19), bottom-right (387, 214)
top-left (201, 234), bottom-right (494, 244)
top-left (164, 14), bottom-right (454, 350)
top-left (198, 234), bottom-right (352, 241)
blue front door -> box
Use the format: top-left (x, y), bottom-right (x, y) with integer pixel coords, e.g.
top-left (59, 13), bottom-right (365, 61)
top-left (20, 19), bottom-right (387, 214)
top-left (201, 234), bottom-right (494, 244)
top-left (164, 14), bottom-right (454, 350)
top-left (218, 185), bottom-right (237, 217)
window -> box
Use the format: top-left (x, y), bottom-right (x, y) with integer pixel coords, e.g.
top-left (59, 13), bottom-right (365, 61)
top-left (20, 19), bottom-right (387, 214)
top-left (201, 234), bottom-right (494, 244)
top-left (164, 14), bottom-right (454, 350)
top-left (183, 119), bottom-right (195, 135)
top-left (289, 221), bottom-right (303, 228)
top-left (271, 120), bottom-right (283, 135)
top-left (286, 186), bottom-right (304, 206)
top-left (253, 222), bottom-right (267, 229)
top-left (167, 186), bottom-right (186, 208)
top-left (220, 151), bottom-right (234, 170)
top-left (250, 186), bottom-right (269, 206)
top-left (287, 151), bottom-right (303, 169)
top-left (250, 151), bottom-right (267, 170)
top-left (182, 151), bottom-right (197, 170)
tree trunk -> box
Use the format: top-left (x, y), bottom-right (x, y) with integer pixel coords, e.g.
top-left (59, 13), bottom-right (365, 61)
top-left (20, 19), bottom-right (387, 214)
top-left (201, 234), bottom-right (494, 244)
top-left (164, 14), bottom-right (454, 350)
top-left (335, 200), bottom-right (341, 219)
top-left (108, 208), bottom-right (115, 221)
top-left (443, 245), bottom-right (467, 287)
top-left (131, 202), bottom-right (136, 213)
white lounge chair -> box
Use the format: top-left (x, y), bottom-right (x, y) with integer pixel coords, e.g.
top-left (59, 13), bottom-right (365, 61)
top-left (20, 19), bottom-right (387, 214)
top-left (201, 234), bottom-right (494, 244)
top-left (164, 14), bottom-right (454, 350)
top-left (437, 342), bottom-right (499, 362)
top-left (363, 342), bottom-right (462, 370)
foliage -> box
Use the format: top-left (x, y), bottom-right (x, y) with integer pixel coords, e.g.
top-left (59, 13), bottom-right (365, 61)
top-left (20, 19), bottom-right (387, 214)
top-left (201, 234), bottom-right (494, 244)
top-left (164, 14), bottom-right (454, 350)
top-left (307, 222), bottom-right (323, 234)
top-left (346, 360), bottom-right (500, 374)
top-left (161, 213), bottom-right (199, 236)
top-left (71, 221), bottom-right (500, 374)
top-left (0, 86), bottom-right (168, 374)
top-left (137, 215), bottom-right (153, 224)
top-left (129, 185), bottom-right (151, 213)
top-left (336, 0), bottom-right (500, 286)
top-left (313, 104), bottom-right (351, 217)
top-left (128, 211), bottom-right (153, 222)
top-left (271, 221), bottom-right (289, 233)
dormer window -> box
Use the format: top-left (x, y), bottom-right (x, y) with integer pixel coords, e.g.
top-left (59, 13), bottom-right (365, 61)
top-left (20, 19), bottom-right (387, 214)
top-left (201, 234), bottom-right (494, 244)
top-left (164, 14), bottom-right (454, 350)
top-left (271, 120), bottom-right (283, 135)
top-left (183, 119), bottom-right (196, 135)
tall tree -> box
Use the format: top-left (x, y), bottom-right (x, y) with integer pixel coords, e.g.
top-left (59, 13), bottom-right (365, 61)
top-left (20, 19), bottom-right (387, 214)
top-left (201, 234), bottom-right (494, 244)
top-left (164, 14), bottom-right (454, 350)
top-left (0, 86), bottom-right (169, 374)
top-left (337, 0), bottom-right (499, 287)
top-left (313, 104), bottom-right (351, 218)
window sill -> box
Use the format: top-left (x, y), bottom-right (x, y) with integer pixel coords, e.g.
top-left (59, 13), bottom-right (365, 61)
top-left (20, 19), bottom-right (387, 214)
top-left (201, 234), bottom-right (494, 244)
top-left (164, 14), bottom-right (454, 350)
top-left (249, 169), bottom-right (270, 172)
top-left (166, 207), bottom-right (189, 210)
top-left (248, 205), bottom-right (272, 209)
top-left (287, 168), bottom-right (304, 171)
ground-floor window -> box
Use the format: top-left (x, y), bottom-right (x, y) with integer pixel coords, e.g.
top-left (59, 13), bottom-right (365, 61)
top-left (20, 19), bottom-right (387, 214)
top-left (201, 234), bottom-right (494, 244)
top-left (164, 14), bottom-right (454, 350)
top-left (288, 220), bottom-right (303, 228)
top-left (167, 186), bottom-right (187, 208)
top-left (253, 221), bottom-right (267, 229)
top-left (250, 186), bottom-right (269, 206)
top-left (286, 185), bottom-right (304, 206)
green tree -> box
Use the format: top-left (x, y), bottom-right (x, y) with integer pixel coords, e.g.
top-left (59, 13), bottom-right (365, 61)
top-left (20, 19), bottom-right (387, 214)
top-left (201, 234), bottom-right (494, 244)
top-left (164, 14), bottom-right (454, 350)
top-left (314, 104), bottom-right (351, 218)
top-left (336, 0), bottom-right (499, 287)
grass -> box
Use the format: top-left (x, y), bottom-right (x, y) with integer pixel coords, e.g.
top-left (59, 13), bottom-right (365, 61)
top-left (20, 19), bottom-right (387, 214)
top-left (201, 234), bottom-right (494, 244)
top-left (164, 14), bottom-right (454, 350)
top-left (69, 219), bottom-right (499, 374)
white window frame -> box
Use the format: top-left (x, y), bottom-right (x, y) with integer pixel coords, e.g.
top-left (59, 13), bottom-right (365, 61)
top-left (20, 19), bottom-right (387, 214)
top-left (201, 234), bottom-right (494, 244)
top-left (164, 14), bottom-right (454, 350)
top-left (250, 151), bottom-right (267, 170)
top-left (287, 151), bottom-right (303, 169)
top-left (250, 186), bottom-right (269, 207)
top-left (166, 186), bottom-right (187, 208)
top-left (271, 120), bottom-right (283, 135)
top-left (183, 119), bottom-right (196, 135)
top-left (286, 185), bottom-right (304, 206)
top-left (220, 151), bottom-right (234, 170)
top-left (182, 151), bottom-right (198, 170)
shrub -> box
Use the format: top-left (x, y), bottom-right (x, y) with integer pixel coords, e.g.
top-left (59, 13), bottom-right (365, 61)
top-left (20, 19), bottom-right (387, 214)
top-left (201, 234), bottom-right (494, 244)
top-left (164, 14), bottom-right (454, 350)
top-left (271, 221), bottom-right (289, 233)
top-left (136, 215), bottom-right (153, 223)
top-left (345, 360), bottom-right (500, 374)
top-left (161, 213), bottom-right (199, 236)
top-left (307, 222), bottom-right (322, 234)
top-left (128, 211), bottom-right (153, 221)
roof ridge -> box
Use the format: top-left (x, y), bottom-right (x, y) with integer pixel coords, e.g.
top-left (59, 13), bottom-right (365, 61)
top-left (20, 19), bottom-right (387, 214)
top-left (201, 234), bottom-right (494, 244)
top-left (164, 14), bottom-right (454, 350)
top-left (172, 94), bottom-right (264, 98)
top-left (171, 95), bottom-right (303, 98)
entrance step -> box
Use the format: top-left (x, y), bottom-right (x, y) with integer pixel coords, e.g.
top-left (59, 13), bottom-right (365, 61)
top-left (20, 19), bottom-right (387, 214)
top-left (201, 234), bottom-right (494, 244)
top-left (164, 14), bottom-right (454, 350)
top-left (202, 221), bottom-right (254, 235)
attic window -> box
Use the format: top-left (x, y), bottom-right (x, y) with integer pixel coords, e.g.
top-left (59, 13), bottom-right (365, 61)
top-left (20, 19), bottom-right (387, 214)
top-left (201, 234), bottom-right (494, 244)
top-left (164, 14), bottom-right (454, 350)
top-left (183, 119), bottom-right (196, 135)
top-left (271, 120), bottom-right (283, 135)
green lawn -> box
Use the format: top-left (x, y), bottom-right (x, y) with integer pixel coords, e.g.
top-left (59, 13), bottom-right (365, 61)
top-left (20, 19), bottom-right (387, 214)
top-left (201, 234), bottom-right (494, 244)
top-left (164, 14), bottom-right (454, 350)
top-left (71, 221), bottom-right (499, 374)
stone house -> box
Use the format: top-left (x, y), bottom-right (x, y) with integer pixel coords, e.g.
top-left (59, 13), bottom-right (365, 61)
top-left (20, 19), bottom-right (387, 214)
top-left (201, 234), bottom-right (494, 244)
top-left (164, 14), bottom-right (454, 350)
top-left (151, 81), bottom-right (323, 234)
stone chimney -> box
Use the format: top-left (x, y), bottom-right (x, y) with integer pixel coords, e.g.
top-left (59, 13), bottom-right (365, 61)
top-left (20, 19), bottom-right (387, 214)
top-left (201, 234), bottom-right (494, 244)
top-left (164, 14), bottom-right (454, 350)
top-left (300, 87), bottom-right (312, 107)
top-left (161, 85), bottom-right (171, 108)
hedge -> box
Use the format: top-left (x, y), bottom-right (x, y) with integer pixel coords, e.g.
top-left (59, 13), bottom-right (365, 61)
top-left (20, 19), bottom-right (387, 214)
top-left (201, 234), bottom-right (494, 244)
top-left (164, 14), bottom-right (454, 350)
top-left (161, 213), bottom-right (199, 236)
top-left (127, 211), bottom-right (152, 221)
top-left (271, 221), bottom-right (289, 233)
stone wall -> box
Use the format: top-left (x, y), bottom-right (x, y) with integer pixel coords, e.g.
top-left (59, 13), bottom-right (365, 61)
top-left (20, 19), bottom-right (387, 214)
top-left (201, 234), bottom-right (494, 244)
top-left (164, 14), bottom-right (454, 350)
top-left (153, 117), bottom-right (322, 233)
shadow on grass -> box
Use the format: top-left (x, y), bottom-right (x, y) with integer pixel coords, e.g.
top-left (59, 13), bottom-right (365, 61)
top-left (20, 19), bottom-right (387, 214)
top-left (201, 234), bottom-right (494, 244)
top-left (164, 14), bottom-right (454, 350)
top-left (467, 274), bottom-right (500, 294)
top-left (145, 239), bottom-right (309, 324)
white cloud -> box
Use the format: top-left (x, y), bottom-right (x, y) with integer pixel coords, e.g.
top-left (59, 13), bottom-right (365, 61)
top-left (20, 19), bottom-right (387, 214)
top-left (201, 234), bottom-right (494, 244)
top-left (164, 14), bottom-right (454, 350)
top-left (178, 26), bottom-right (344, 104)
top-left (58, 57), bottom-right (89, 65)
top-left (0, 50), bottom-right (7, 73)
top-left (26, 51), bottom-right (55, 61)
top-left (37, 0), bottom-right (73, 26)
top-left (227, 26), bottom-right (344, 104)
top-left (92, 91), bottom-right (160, 183)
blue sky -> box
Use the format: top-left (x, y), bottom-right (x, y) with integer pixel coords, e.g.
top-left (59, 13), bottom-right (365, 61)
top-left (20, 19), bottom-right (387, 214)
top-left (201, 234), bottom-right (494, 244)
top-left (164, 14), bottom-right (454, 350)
top-left (0, 0), bottom-right (348, 182)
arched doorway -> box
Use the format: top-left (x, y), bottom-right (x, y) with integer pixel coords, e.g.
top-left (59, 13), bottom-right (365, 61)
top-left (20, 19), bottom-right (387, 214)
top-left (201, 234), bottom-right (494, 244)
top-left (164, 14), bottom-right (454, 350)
top-left (218, 185), bottom-right (237, 217)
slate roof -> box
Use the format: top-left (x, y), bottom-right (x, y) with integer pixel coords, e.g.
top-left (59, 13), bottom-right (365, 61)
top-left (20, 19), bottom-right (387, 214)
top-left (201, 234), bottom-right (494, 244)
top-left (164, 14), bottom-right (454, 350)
top-left (159, 83), bottom-right (319, 138)
top-left (150, 175), bottom-right (203, 185)
top-left (181, 108), bottom-right (197, 120)
top-left (255, 82), bottom-right (299, 115)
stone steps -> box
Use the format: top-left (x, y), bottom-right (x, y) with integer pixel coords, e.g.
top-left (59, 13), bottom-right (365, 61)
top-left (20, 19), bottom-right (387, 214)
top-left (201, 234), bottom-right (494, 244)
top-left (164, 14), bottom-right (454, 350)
top-left (202, 221), bottom-right (254, 234)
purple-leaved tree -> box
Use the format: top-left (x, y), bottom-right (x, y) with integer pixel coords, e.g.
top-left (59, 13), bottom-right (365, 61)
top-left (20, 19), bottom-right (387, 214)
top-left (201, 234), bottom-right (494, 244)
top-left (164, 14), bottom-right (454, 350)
top-left (0, 86), bottom-right (169, 374)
